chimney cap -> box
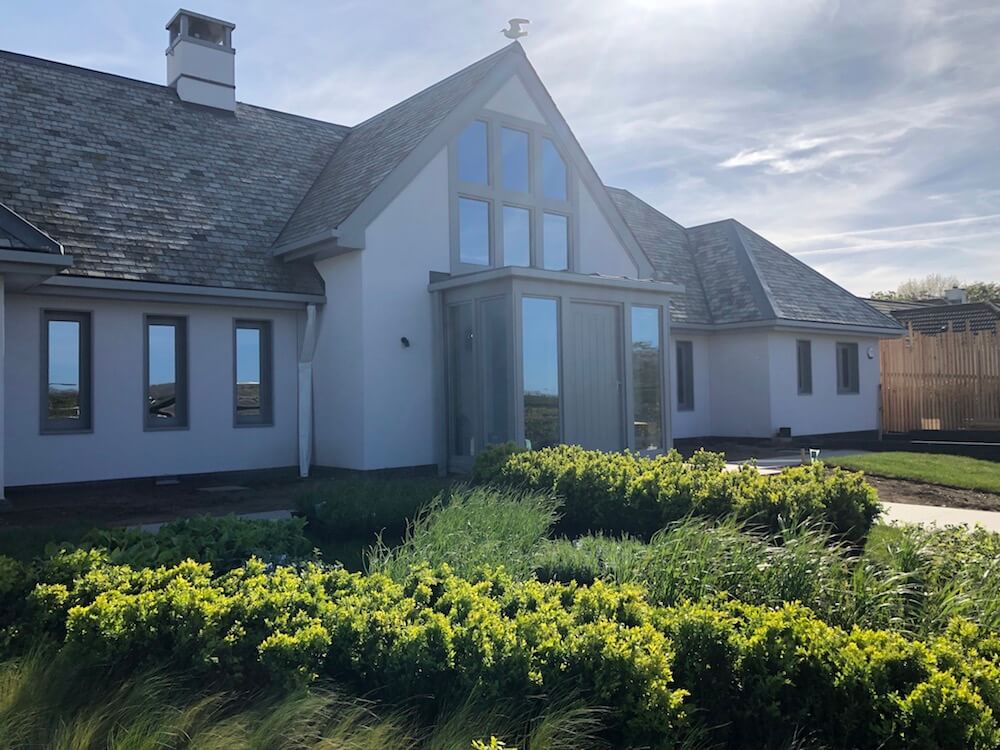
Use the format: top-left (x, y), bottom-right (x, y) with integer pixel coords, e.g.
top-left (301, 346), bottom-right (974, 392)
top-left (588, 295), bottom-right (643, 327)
top-left (166, 8), bottom-right (236, 32)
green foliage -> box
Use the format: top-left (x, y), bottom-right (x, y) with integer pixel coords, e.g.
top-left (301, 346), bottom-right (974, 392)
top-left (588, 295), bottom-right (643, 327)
top-left (75, 515), bottom-right (315, 569)
top-left (472, 443), bottom-right (528, 485)
top-left (367, 485), bottom-right (559, 581)
top-left (479, 445), bottom-right (880, 540)
top-left (13, 555), bottom-right (999, 748)
top-left (297, 477), bottom-right (454, 541)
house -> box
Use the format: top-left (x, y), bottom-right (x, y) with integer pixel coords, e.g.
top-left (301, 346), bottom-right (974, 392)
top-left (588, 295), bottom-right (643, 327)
top-left (866, 291), bottom-right (1000, 335)
top-left (0, 10), bottom-right (902, 493)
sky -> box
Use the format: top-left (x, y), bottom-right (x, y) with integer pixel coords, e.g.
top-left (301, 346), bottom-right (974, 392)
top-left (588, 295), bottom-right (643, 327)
top-left (3, 0), bottom-right (999, 296)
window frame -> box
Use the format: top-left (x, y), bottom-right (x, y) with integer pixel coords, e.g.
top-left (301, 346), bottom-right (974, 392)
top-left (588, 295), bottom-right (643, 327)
top-left (520, 294), bottom-right (563, 450)
top-left (233, 319), bottom-right (274, 427)
top-left (449, 111), bottom-right (576, 274)
top-left (796, 339), bottom-right (813, 395)
top-left (143, 314), bottom-right (189, 430)
top-left (836, 341), bottom-right (860, 395)
top-left (40, 309), bottom-right (92, 434)
top-left (630, 305), bottom-right (664, 452)
top-left (676, 340), bottom-right (695, 412)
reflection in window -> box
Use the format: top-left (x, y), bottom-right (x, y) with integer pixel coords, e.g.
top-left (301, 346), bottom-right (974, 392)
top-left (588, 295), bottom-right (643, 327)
top-left (543, 212), bottom-right (568, 270)
top-left (457, 120), bottom-right (488, 185)
top-left (522, 297), bottom-right (559, 449)
top-left (797, 340), bottom-right (813, 395)
top-left (632, 307), bottom-right (662, 450)
top-left (481, 297), bottom-right (510, 445)
top-left (501, 127), bottom-right (530, 193)
top-left (235, 321), bottom-right (272, 425)
top-left (458, 197), bottom-right (490, 265)
top-left (676, 340), bottom-right (694, 412)
top-left (44, 313), bottom-right (90, 430)
top-left (449, 304), bottom-right (477, 456)
top-left (146, 317), bottom-right (187, 428)
top-left (542, 138), bottom-right (567, 200)
top-left (502, 205), bottom-right (530, 267)
top-left (837, 342), bottom-right (859, 394)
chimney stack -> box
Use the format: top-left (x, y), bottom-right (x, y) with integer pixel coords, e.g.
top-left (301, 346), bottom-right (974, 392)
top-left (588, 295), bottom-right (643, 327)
top-left (166, 9), bottom-right (236, 111)
top-left (944, 287), bottom-right (968, 305)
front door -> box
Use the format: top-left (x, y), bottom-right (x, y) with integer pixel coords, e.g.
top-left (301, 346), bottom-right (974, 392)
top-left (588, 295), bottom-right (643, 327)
top-left (564, 302), bottom-right (624, 451)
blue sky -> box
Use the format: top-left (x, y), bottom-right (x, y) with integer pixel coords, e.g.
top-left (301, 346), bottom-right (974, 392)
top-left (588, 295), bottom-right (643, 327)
top-left (4, 0), bottom-right (998, 295)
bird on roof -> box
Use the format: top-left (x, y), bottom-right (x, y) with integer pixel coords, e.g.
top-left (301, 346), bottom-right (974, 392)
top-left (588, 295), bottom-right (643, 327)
top-left (502, 19), bottom-right (530, 39)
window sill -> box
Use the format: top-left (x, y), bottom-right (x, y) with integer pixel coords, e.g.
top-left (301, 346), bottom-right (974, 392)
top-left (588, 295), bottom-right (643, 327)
top-left (40, 428), bottom-right (93, 436)
top-left (144, 424), bottom-right (190, 432)
top-left (234, 422), bottom-right (274, 429)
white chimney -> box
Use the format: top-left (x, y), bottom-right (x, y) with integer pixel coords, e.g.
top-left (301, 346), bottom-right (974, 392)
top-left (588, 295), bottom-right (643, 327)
top-left (166, 9), bottom-right (236, 111)
top-left (944, 287), bottom-right (968, 305)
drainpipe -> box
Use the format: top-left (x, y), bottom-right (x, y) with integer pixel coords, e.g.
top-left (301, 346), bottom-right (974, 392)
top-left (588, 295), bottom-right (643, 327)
top-left (298, 303), bottom-right (319, 478)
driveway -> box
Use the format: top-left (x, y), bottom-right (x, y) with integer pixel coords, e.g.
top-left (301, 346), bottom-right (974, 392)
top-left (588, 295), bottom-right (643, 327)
top-left (881, 501), bottom-right (1000, 532)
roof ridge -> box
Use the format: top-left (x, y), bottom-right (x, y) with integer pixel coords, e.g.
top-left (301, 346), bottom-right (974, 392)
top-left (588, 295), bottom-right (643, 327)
top-left (351, 42), bottom-right (521, 129)
top-left (732, 220), bottom-right (900, 328)
top-left (726, 221), bottom-right (778, 320)
top-left (0, 48), bottom-right (350, 131)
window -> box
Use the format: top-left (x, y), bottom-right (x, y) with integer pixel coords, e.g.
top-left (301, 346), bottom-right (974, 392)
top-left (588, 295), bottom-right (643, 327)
top-left (501, 127), bottom-right (530, 193)
top-left (542, 212), bottom-right (569, 270)
top-left (480, 297), bottom-right (511, 445)
top-left (837, 342), bottom-right (860, 394)
top-left (502, 205), bottom-right (531, 267)
top-left (451, 116), bottom-right (574, 273)
top-left (542, 138), bottom-right (567, 200)
top-left (522, 297), bottom-right (560, 449)
top-left (676, 340), bottom-right (694, 411)
top-left (449, 303), bottom-right (477, 456)
top-left (41, 311), bottom-right (91, 432)
top-left (797, 340), bottom-right (813, 395)
top-left (145, 316), bottom-right (187, 429)
top-left (632, 307), bottom-right (662, 450)
top-left (457, 120), bottom-right (488, 184)
top-left (458, 197), bottom-right (490, 266)
top-left (235, 320), bottom-right (273, 426)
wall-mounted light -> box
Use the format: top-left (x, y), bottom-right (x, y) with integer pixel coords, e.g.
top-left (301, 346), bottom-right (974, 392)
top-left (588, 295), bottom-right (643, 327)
top-left (400, 336), bottom-right (411, 348)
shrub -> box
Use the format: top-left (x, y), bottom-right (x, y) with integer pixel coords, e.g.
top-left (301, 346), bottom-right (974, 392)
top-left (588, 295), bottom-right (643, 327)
top-left (298, 477), bottom-right (453, 541)
top-left (21, 557), bottom-right (1000, 748)
top-left (77, 515), bottom-right (314, 569)
top-left (478, 445), bottom-right (881, 540)
top-left (367, 485), bottom-right (559, 580)
top-left (471, 443), bottom-right (527, 484)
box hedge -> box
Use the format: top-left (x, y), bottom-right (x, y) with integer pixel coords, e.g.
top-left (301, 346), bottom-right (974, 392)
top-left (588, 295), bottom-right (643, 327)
top-left (15, 556), bottom-right (999, 749)
top-left (475, 444), bottom-right (881, 540)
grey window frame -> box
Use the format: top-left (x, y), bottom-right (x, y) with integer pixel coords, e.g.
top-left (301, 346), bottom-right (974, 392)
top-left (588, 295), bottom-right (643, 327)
top-left (796, 339), bottom-right (813, 395)
top-left (40, 309), bottom-right (92, 434)
top-left (449, 111), bottom-right (577, 274)
top-left (143, 314), bottom-right (188, 430)
top-left (233, 319), bottom-right (274, 427)
top-left (836, 342), bottom-right (860, 395)
top-left (676, 340), bottom-right (695, 412)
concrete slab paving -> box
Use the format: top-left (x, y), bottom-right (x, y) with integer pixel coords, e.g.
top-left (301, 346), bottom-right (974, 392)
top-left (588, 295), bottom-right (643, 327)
top-left (882, 501), bottom-right (1000, 532)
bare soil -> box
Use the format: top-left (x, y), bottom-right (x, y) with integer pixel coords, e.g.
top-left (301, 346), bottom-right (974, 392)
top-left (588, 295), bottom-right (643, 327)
top-left (863, 474), bottom-right (1000, 512)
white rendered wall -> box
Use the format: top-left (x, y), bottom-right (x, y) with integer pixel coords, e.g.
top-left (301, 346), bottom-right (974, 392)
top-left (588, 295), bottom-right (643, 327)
top-left (768, 332), bottom-right (880, 436)
top-left (669, 333), bottom-right (711, 439)
top-left (484, 76), bottom-right (546, 123)
top-left (353, 148), bottom-right (450, 470)
top-left (576, 177), bottom-right (640, 278)
top-left (4, 294), bottom-right (301, 486)
top-left (313, 253), bottom-right (365, 469)
top-left (708, 331), bottom-right (772, 437)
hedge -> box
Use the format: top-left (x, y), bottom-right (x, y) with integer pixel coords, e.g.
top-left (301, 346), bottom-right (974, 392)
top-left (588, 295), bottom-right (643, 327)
top-left (11, 555), bottom-right (999, 748)
top-left (475, 444), bottom-right (881, 540)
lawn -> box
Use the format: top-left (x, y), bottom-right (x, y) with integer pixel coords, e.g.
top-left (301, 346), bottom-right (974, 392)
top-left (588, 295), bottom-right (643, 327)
top-left (827, 451), bottom-right (1000, 494)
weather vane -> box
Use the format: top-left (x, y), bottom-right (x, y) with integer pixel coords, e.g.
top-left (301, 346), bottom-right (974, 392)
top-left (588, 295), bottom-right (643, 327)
top-left (501, 18), bottom-right (530, 40)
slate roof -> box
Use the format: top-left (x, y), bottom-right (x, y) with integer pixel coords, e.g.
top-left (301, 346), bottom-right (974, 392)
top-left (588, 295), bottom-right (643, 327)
top-left (609, 189), bottom-right (901, 331)
top-left (0, 50), bottom-right (349, 295)
top-left (275, 43), bottom-right (520, 250)
top-left (0, 202), bottom-right (63, 253)
top-left (863, 297), bottom-right (947, 316)
top-left (889, 302), bottom-right (1000, 334)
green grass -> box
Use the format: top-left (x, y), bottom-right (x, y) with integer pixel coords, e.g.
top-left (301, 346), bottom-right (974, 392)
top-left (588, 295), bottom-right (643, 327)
top-left (826, 451), bottom-right (1000, 494)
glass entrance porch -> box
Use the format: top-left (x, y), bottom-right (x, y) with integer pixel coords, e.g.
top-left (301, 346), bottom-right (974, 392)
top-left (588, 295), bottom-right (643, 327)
top-left (430, 267), bottom-right (680, 472)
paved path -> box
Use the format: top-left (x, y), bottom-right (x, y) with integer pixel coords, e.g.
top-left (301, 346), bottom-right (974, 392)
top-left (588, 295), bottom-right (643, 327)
top-left (882, 501), bottom-right (1000, 531)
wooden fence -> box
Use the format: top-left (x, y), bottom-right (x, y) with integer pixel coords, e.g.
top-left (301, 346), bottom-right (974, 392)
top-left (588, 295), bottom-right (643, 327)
top-left (881, 327), bottom-right (1000, 433)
